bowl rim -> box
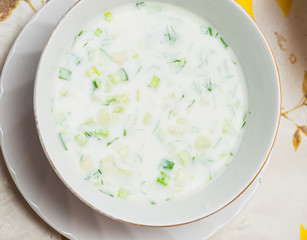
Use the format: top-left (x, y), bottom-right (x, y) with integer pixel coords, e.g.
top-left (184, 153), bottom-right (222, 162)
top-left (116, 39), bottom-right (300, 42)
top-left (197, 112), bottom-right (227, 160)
top-left (33, 0), bottom-right (281, 227)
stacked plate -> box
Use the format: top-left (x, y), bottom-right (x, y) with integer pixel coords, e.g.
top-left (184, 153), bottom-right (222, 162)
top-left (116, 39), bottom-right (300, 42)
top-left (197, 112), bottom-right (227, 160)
top-left (0, 0), bottom-right (265, 239)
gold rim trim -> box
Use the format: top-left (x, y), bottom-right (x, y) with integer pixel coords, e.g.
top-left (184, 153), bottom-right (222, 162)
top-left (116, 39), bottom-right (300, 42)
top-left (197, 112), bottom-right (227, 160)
top-left (34, 0), bottom-right (282, 228)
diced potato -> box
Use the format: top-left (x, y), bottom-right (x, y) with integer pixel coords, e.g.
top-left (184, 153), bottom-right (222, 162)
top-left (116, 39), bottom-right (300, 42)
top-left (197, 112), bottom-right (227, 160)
top-left (195, 136), bottom-right (211, 149)
top-left (174, 168), bottom-right (186, 182)
top-left (112, 143), bottom-right (130, 159)
top-left (176, 118), bottom-right (187, 124)
top-left (98, 109), bottom-right (110, 125)
top-left (101, 155), bottom-right (117, 172)
top-left (112, 51), bottom-right (126, 65)
top-left (168, 125), bottom-right (184, 136)
top-left (80, 155), bottom-right (94, 172)
top-left (223, 119), bottom-right (236, 134)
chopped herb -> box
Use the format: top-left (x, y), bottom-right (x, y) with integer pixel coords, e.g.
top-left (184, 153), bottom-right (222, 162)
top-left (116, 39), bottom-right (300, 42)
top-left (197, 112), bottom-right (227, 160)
top-left (98, 169), bottom-right (102, 174)
top-left (171, 58), bottom-right (186, 73)
top-left (192, 156), bottom-right (195, 161)
top-left (161, 159), bottom-right (175, 170)
top-left (168, 110), bottom-right (173, 119)
top-left (232, 60), bottom-right (237, 65)
top-left (193, 81), bottom-right (202, 94)
top-left (59, 67), bottom-right (71, 81)
top-left (209, 173), bottom-right (213, 181)
top-left (136, 2), bottom-right (145, 8)
top-left (77, 30), bottom-right (83, 37)
top-left (164, 25), bottom-right (177, 44)
top-left (230, 152), bottom-right (234, 156)
top-left (94, 28), bottom-right (102, 36)
top-left (136, 65), bottom-right (142, 74)
top-left (104, 11), bottom-right (113, 22)
top-left (181, 94), bottom-right (185, 98)
top-left (107, 137), bottom-right (119, 146)
top-left (99, 190), bottom-right (114, 197)
top-left (153, 120), bottom-right (160, 133)
top-left (149, 75), bottom-right (160, 88)
top-left (123, 129), bottom-right (127, 136)
top-left (206, 79), bottom-right (212, 92)
top-left (151, 201), bottom-right (157, 205)
top-left (208, 27), bottom-right (213, 36)
top-left (213, 137), bottom-right (222, 149)
top-left (92, 80), bottom-right (99, 89)
top-left (156, 172), bottom-right (170, 186)
top-left (84, 131), bottom-right (92, 137)
top-left (215, 32), bottom-right (219, 38)
top-left (186, 100), bottom-right (196, 109)
top-left (83, 42), bottom-right (88, 48)
top-left (59, 133), bottom-right (68, 150)
top-left (220, 37), bottom-right (228, 48)
top-left (242, 112), bottom-right (247, 128)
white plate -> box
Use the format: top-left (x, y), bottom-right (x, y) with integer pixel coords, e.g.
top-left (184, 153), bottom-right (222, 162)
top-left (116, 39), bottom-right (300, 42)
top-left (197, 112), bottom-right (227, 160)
top-left (0, 0), bottom-right (261, 239)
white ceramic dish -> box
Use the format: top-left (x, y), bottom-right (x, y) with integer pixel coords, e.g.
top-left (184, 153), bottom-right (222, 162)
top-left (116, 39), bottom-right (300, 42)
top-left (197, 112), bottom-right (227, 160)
top-left (0, 0), bottom-right (264, 239)
top-left (34, 0), bottom-right (280, 227)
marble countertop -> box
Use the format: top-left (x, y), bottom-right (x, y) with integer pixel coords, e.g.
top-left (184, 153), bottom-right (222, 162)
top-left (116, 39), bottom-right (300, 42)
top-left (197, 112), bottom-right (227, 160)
top-left (0, 0), bottom-right (306, 239)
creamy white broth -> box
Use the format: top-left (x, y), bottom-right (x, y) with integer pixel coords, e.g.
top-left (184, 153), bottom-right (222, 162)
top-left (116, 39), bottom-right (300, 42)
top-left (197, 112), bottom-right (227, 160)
top-left (52, 2), bottom-right (248, 203)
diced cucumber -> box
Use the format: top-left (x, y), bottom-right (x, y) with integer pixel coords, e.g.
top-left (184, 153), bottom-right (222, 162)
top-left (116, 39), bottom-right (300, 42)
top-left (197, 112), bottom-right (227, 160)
top-left (143, 113), bottom-right (151, 125)
top-left (118, 188), bottom-right (129, 199)
top-left (86, 66), bottom-right (100, 78)
top-left (104, 12), bottom-right (113, 22)
top-left (177, 150), bottom-right (192, 167)
top-left (94, 128), bottom-right (109, 138)
top-left (59, 67), bottom-right (71, 80)
top-left (119, 68), bottom-right (128, 81)
top-left (149, 75), bottom-right (160, 88)
top-left (113, 105), bottom-right (124, 114)
top-left (74, 134), bottom-right (87, 146)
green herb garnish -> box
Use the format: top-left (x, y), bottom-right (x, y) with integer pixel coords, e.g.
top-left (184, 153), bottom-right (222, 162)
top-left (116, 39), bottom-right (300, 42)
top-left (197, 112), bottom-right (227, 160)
top-left (59, 133), bottom-right (67, 150)
top-left (107, 137), bottom-right (119, 146)
top-left (186, 100), bottom-right (196, 109)
top-left (220, 37), bottom-right (228, 48)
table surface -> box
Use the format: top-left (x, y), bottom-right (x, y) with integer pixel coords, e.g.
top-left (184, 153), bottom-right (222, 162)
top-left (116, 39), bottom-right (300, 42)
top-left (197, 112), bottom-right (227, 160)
top-left (0, 0), bottom-right (306, 239)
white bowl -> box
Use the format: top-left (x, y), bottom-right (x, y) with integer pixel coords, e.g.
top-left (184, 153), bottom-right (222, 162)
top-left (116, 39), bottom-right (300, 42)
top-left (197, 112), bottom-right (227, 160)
top-left (34, 0), bottom-right (281, 227)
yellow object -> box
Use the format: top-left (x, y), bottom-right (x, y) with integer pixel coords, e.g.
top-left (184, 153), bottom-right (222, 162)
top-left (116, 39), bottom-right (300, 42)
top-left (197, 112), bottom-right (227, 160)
top-left (235, 0), bottom-right (254, 20)
top-left (276, 0), bottom-right (293, 17)
top-left (301, 225), bottom-right (307, 240)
